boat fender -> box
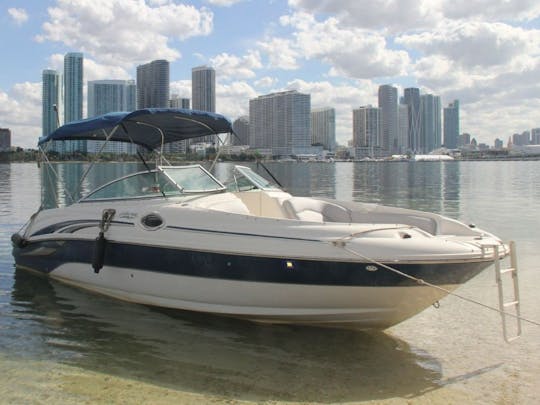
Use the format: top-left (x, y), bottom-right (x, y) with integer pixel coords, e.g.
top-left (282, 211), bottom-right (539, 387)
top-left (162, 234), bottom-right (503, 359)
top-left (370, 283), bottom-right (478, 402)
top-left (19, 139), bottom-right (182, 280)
top-left (11, 233), bottom-right (27, 248)
top-left (92, 231), bottom-right (106, 273)
top-left (92, 208), bottom-right (116, 274)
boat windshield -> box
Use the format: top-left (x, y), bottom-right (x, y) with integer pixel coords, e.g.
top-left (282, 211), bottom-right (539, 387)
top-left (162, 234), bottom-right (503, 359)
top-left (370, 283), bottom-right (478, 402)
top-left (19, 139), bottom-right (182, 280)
top-left (81, 165), bottom-right (225, 202)
top-left (228, 165), bottom-right (280, 191)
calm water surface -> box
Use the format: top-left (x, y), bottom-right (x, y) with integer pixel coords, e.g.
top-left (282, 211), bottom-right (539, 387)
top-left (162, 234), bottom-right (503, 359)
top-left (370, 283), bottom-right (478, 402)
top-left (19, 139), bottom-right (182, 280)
top-left (0, 161), bottom-right (539, 404)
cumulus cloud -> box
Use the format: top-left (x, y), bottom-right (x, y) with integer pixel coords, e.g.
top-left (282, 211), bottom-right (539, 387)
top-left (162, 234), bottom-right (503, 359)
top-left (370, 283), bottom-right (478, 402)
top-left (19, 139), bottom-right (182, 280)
top-left (267, 12), bottom-right (410, 79)
top-left (210, 51), bottom-right (262, 80)
top-left (257, 37), bottom-right (300, 70)
top-left (289, 0), bottom-right (540, 30)
top-left (397, 22), bottom-right (540, 69)
top-left (36, 0), bottom-right (213, 66)
top-left (216, 81), bottom-right (258, 119)
top-left (8, 7), bottom-right (29, 25)
top-left (440, 0), bottom-right (540, 22)
top-left (254, 76), bottom-right (279, 89)
top-left (0, 83), bottom-right (42, 148)
top-left (288, 0), bottom-right (442, 31)
top-left (170, 80), bottom-right (192, 100)
top-left (206, 0), bottom-right (245, 6)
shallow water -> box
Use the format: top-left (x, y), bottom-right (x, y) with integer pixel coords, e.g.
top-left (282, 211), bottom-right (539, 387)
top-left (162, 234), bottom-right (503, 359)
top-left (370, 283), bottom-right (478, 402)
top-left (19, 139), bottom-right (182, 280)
top-left (1, 161), bottom-right (539, 404)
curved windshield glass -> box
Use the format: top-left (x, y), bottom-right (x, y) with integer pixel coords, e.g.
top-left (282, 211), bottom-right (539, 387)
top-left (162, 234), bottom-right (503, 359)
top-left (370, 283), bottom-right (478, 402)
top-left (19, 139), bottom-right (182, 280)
top-left (81, 165), bottom-right (225, 202)
top-left (228, 165), bottom-right (280, 191)
top-left (161, 165), bottom-right (225, 193)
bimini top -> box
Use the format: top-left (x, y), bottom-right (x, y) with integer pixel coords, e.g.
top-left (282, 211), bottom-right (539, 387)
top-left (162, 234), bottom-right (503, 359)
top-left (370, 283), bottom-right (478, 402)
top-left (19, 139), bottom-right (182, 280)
top-left (38, 108), bottom-right (233, 150)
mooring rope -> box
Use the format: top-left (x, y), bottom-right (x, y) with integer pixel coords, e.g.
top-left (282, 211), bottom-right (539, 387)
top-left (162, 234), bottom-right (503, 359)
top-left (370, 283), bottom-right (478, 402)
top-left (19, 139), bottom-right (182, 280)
top-left (330, 240), bottom-right (540, 328)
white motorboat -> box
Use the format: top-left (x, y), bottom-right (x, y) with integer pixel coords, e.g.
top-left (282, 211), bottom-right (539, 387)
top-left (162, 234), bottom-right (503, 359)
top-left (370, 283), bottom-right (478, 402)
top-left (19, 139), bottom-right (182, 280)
top-left (12, 108), bottom-right (508, 329)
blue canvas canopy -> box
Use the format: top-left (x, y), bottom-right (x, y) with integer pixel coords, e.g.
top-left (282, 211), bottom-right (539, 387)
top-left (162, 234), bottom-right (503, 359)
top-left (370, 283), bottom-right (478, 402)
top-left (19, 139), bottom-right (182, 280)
top-left (38, 108), bottom-right (233, 150)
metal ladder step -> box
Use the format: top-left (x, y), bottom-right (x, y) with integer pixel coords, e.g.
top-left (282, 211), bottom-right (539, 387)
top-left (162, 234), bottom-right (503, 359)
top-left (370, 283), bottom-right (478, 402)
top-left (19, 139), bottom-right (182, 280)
top-left (494, 241), bottom-right (522, 343)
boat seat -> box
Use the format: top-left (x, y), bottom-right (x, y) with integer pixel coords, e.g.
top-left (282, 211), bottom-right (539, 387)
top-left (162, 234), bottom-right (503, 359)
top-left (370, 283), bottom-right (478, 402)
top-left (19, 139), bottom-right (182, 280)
top-left (191, 193), bottom-right (251, 215)
top-left (235, 191), bottom-right (290, 219)
top-left (282, 197), bottom-right (352, 223)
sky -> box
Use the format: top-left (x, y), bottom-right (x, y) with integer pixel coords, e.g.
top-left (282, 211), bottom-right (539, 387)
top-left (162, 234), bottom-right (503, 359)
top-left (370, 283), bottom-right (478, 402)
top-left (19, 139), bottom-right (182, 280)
top-left (1, 0), bottom-right (540, 149)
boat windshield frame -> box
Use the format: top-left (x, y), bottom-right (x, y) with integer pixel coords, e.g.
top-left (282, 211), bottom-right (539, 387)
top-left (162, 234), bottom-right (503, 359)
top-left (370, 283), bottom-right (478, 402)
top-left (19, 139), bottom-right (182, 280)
top-left (79, 165), bottom-right (226, 203)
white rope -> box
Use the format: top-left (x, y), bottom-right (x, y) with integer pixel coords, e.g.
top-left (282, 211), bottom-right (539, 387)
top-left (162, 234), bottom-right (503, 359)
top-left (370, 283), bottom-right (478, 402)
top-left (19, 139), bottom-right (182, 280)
top-left (331, 240), bottom-right (540, 328)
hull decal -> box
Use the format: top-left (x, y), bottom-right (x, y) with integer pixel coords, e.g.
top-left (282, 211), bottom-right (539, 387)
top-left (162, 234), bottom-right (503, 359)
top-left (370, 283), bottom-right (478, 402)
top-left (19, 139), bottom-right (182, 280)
top-left (13, 239), bottom-right (491, 287)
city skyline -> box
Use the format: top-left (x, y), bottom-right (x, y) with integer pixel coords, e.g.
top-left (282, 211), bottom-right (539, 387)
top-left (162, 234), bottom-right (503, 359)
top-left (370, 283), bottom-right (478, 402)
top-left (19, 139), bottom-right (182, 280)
top-left (2, 1), bottom-right (540, 149)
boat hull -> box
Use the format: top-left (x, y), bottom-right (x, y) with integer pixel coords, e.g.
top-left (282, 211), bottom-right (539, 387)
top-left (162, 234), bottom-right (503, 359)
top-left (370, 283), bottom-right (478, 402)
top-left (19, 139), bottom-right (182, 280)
top-left (13, 238), bottom-right (493, 329)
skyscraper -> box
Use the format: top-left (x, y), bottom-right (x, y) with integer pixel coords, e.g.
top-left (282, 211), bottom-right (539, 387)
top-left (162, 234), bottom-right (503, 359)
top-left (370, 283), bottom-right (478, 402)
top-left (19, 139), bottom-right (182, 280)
top-left (0, 128), bottom-right (11, 152)
top-left (169, 95), bottom-right (190, 109)
top-left (403, 88), bottom-right (421, 153)
top-left (311, 107), bottom-right (336, 151)
top-left (378, 85), bottom-right (398, 154)
top-left (64, 52), bottom-right (83, 123)
top-left (87, 80), bottom-right (137, 155)
top-left (87, 80), bottom-right (136, 117)
top-left (136, 59), bottom-right (170, 108)
top-left (420, 94), bottom-right (441, 153)
top-left (352, 106), bottom-right (381, 158)
top-left (398, 104), bottom-right (409, 154)
top-left (64, 52), bottom-right (84, 152)
top-left (164, 96), bottom-right (191, 153)
top-left (42, 69), bottom-right (63, 138)
top-left (191, 65), bottom-right (215, 112)
top-left (249, 90), bottom-right (311, 157)
top-left (443, 100), bottom-right (460, 149)
top-left (232, 116), bottom-right (250, 146)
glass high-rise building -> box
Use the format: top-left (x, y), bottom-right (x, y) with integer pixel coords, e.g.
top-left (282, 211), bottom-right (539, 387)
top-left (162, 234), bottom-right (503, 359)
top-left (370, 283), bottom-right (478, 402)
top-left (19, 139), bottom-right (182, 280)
top-left (249, 90), bottom-right (311, 157)
top-left (87, 80), bottom-right (137, 155)
top-left (169, 96), bottom-right (190, 109)
top-left (311, 107), bottom-right (336, 151)
top-left (64, 52), bottom-right (83, 123)
top-left (352, 105), bottom-right (382, 158)
top-left (232, 116), bottom-right (250, 146)
top-left (403, 87), bottom-right (421, 153)
top-left (0, 128), bottom-right (11, 152)
top-left (42, 69), bottom-right (63, 138)
top-left (444, 100), bottom-right (460, 149)
top-left (398, 104), bottom-right (409, 154)
top-left (136, 59), bottom-right (170, 109)
top-left (64, 52), bottom-right (84, 152)
top-left (88, 80), bottom-right (136, 117)
top-left (420, 94), bottom-right (441, 153)
top-left (378, 85), bottom-right (398, 154)
top-left (191, 65), bottom-right (215, 112)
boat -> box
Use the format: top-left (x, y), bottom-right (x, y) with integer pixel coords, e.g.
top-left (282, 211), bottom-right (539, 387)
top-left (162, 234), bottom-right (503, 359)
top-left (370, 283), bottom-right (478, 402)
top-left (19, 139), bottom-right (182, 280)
top-left (11, 108), bottom-right (509, 329)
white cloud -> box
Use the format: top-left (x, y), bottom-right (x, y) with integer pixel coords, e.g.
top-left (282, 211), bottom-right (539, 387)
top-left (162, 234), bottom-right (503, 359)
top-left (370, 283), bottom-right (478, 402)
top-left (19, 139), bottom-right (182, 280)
top-left (254, 76), bottom-right (279, 89)
top-left (206, 0), bottom-right (245, 6)
top-left (440, 0), bottom-right (540, 22)
top-left (257, 12), bottom-right (410, 78)
top-left (36, 0), bottom-right (214, 66)
top-left (289, 0), bottom-right (540, 30)
top-left (210, 51), bottom-right (262, 80)
top-left (257, 37), bottom-right (300, 70)
top-left (0, 83), bottom-right (42, 148)
top-left (170, 80), bottom-right (192, 100)
top-left (216, 81), bottom-right (258, 119)
top-left (288, 0), bottom-right (442, 31)
top-left (397, 22), bottom-right (540, 70)
top-left (8, 7), bottom-right (29, 25)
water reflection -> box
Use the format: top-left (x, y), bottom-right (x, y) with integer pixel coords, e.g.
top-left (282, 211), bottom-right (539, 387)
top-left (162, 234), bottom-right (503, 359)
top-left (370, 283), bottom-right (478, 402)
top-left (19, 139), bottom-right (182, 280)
top-left (349, 162), bottom-right (461, 216)
top-left (0, 164), bottom-right (11, 218)
top-left (265, 161), bottom-right (461, 218)
top-left (37, 161), bottom-right (461, 218)
top-left (41, 162), bottom-right (145, 208)
top-left (9, 269), bottom-right (443, 402)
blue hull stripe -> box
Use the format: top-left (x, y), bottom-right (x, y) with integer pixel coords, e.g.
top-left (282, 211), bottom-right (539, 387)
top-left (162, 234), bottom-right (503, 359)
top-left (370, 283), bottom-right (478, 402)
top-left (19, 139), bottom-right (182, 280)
top-left (12, 239), bottom-right (491, 287)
